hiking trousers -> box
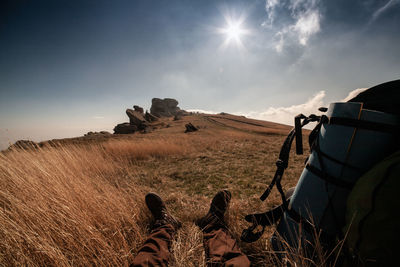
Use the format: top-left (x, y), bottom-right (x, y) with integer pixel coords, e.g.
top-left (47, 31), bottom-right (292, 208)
top-left (132, 224), bottom-right (250, 267)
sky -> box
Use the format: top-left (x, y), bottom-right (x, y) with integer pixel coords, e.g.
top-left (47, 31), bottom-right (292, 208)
top-left (1, 0), bottom-right (399, 149)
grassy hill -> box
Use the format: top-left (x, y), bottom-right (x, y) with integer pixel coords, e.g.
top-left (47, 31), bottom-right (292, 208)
top-left (0, 113), bottom-right (311, 266)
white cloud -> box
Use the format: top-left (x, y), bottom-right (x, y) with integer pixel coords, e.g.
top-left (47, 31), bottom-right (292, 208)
top-left (263, 0), bottom-right (280, 27)
top-left (341, 88), bottom-right (368, 102)
top-left (263, 0), bottom-right (322, 52)
top-left (239, 91), bottom-right (326, 126)
top-left (293, 10), bottom-right (321, 45)
top-left (235, 86), bottom-right (373, 126)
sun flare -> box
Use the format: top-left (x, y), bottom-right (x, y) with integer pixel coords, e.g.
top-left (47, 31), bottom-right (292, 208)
top-left (224, 22), bottom-right (244, 41)
top-left (218, 15), bottom-right (249, 49)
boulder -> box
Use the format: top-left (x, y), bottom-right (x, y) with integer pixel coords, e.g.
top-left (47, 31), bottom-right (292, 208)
top-left (126, 109), bottom-right (146, 126)
top-left (145, 111), bottom-right (159, 122)
top-left (9, 140), bottom-right (39, 150)
top-left (150, 98), bottom-right (183, 117)
top-left (84, 131), bottom-right (112, 136)
top-left (185, 123), bottom-right (198, 133)
top-left (113, 123), bottom-right (137, 134)
top-left (133, 105), bottom-right (144, 114)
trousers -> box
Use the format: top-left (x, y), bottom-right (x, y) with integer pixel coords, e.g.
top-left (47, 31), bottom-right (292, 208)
top-left (132, 224), bottom-right (250, 267)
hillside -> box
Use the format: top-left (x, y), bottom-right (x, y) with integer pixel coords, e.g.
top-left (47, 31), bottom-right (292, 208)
top-left (0, 113), bottom-right (310, 266)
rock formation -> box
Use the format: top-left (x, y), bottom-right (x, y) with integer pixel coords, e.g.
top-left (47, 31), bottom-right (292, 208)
top-left (185, 123), bottom-right (198, 133)
top-left (113, 123), bottom-right (138, 134)
top-left (150, 98), bottom-right (183, 117)
top-left (133, 105), bottom-right (144, 114)
top-left (9, 140), bottom-right (40, 150)
top-left (145, 111), bottom-right (159, 122)
top-left (114, 108), bottom-right (149, 134)
top-left (113, 98), bottom-right (186, 134)
top-left (84, 131), bottom-right (111, 136)
top-left (126, 109), bottom-right (146, 126)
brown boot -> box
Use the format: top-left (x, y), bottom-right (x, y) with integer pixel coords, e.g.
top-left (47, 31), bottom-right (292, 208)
top-left (145, 193), bottom-right (181, 230)
top-left (195, 190), bottom-right (231, 230)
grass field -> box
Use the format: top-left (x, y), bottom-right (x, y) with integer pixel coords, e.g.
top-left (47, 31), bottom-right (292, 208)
top-left (0, 114), bottom-right (321, 266)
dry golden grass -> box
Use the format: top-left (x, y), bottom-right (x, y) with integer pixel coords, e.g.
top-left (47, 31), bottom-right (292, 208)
top-left (205, 114), bottom-right (291, 136)
top-left (104, 139), bottom-right (191, 160)
top-left (0, 144), bottom-right (147, 266)
top-left (0, 114), bottom-right (329, 266)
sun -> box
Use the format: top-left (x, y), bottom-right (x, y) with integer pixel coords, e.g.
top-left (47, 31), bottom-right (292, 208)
top-left (218, 15), bottom-right (249, 49)
top-left (224, 22), bottom-right (244, 41)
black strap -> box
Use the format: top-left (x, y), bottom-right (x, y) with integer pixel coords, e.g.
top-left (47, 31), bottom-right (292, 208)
top-left (314, 146), bottom-right (362, 171)
top-left (305, 164), bottom-right (354, 190)
top-left (244, 114), bottom-right (321, 243)
top-left (328, 117), bottom-right (400, 134)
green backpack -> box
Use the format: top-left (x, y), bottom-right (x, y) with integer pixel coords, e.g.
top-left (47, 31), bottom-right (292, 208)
top-left (344, 150), bottom-right (400, 266)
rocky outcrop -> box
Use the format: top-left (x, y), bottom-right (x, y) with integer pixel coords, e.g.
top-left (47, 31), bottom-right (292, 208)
top-left (9, 140), bottom-right (40, 150)
top-left (113, 98), bottom-right (185, 134)
top-left (126, 109), bottom-right (146, 126)
top-left (84, 131), bottom-right (111, 136)
top-left (113, 123), bottom-right (138, 134)
top-left (133, 105), bottom-right (144, 114)
top-left (150, 98), bottom-right (183, 117)
top-left (145, 111), bottom-right (159, 122)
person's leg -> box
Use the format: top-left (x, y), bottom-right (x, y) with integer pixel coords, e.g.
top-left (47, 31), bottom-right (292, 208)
top-left (132, 224), bottom-right (174, 267)
top-left (196, 190), bottom-right (250, 267)
top-left (132, 193), bottom-right (181, 267)
top-left (203, 228), bottom-right (250, 267)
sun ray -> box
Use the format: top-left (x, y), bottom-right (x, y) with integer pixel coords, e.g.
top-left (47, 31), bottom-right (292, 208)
top-left (217, 14), bottom-right (250, 50)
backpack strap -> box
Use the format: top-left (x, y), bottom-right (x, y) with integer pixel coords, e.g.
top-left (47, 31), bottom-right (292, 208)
top-left (328, 117), bottom-right (400, 133)
top-left (242, 114), bottom-right (321, 243)
top-left (305, 164), bottom-right (355, 190)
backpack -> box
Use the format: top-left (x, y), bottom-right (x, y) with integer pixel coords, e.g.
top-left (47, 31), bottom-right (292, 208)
top-left (241, 80), bottom-right (400, 265)
top-left (344, 150), bottom-right (400, 266)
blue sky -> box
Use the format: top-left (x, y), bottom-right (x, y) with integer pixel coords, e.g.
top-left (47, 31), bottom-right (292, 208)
top-left (1, 0), bottom-right (399, 149)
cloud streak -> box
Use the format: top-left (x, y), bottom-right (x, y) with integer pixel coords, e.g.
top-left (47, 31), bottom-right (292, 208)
top-left (264, 0), bottom-right (322, 53)
top-left (371, 0), bottom-right (400, 22)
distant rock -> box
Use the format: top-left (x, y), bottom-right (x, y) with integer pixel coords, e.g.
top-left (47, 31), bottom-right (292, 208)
top-left (185, 123), bottom-right (198, 133)
top-left (133, 105), bottom-right (144, 114)
top-left (145, 111), bottom-right (159, 122)
top-left (84, 131), bottom-right (111, 136)
top-left (9, 140), bottom-right (39, 150)
top-left (113, 123), bottom-right (137, 134)
top-left (150, 98), bottom-right (184, 117)
top-left (113, 98), bottom-right (187, 134)
top-left (126, 109), bottom-right (146, 126)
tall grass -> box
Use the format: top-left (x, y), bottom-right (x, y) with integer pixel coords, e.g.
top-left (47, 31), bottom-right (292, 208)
top-left (104, 139), bottom-right (190, 160)
top-left (0, 142), bottom-right (165, 266)
top-left (0, 135), bottom-right (337, 266)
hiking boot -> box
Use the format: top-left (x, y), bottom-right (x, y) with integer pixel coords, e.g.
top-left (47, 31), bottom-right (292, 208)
top-left (195, 190), bottom-right (232, 230)
top-left (145, 193), bottom-right (181, 230)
